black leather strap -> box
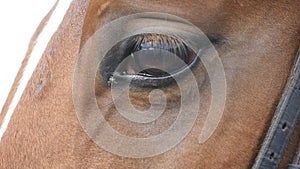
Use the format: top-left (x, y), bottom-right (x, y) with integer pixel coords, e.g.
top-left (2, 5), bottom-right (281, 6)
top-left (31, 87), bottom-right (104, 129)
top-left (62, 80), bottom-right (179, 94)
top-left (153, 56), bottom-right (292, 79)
top-left (252, 46), bottom-right (300, 169)
top-left (287, 142), bottom-right (300, 169)
top-left (287, 164), bottom-right (300, 169)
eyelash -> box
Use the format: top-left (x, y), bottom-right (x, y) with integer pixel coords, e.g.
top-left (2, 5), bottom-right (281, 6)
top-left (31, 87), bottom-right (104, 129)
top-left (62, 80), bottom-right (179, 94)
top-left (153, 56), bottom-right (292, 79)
top-left (129, 34), bottom-right (188, 58)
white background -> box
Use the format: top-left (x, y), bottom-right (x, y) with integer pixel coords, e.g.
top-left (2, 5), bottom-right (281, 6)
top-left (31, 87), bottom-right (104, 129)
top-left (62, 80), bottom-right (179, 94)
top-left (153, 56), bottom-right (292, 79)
top-left (0, 0), bottom-right (57, 111)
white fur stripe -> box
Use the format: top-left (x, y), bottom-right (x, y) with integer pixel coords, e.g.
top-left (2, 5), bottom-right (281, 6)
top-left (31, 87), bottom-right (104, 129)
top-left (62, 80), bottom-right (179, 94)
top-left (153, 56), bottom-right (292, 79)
top-left (0, 0), bottom-right (72, 141)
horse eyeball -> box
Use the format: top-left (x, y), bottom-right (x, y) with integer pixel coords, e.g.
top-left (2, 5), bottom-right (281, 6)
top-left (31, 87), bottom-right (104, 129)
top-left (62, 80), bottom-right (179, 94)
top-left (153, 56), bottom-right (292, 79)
top-left (99, 33), bottom-right (199, 88)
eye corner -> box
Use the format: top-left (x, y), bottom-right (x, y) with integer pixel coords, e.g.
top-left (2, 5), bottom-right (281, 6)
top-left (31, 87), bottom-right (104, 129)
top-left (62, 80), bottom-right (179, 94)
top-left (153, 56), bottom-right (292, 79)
top-left (206, 33), bottom-right (226, 46)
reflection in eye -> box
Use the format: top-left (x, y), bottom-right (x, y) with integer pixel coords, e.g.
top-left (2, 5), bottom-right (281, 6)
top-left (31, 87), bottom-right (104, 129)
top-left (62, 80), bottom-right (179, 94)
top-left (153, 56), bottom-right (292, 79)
top-left (100, 33), bottom-right (198, 88)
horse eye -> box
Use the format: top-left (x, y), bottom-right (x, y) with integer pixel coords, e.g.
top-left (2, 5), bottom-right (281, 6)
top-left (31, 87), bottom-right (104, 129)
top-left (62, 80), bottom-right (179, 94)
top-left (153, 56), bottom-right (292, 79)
top-left (99, 33), bottom-right (198, 88)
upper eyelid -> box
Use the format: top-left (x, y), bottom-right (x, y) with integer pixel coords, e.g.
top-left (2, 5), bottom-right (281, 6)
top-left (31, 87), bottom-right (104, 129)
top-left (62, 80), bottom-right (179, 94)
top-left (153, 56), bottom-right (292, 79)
top-left (132, 15), bottom-right (194, 26)
top-left (122, 15), bottom-right (225, 48)
top-left (84, 13), bottom-right (218, 68)
top-left (130, 16), bottom-right (227, 48)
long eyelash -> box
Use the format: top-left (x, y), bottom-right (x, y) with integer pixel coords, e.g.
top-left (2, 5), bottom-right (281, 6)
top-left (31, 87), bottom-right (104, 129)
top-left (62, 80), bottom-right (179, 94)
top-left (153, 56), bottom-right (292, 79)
top-left (126, 33), bottom-right (191, 62)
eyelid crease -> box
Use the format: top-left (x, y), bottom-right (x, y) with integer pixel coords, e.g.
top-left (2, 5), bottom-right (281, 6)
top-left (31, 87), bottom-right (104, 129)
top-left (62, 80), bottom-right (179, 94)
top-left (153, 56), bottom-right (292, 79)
top-left (135, 15), bottom-right (195, 26)
top-left (135, 17), bottom-right (227, 46)
top-left (123, 15), bottom-right (226, 48)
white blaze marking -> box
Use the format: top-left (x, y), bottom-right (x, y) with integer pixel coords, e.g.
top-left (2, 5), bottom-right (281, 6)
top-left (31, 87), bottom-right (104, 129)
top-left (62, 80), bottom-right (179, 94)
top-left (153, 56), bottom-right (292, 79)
top-left (0, 0), bottom-right (72, 141)
top-left (0, 0), bottom-right (56, 112)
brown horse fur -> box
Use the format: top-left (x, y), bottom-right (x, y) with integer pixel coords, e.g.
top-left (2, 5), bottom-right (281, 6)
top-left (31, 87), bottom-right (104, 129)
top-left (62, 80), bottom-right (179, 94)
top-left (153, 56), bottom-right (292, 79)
top-left (1, 0), bottom-right (300, 168)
